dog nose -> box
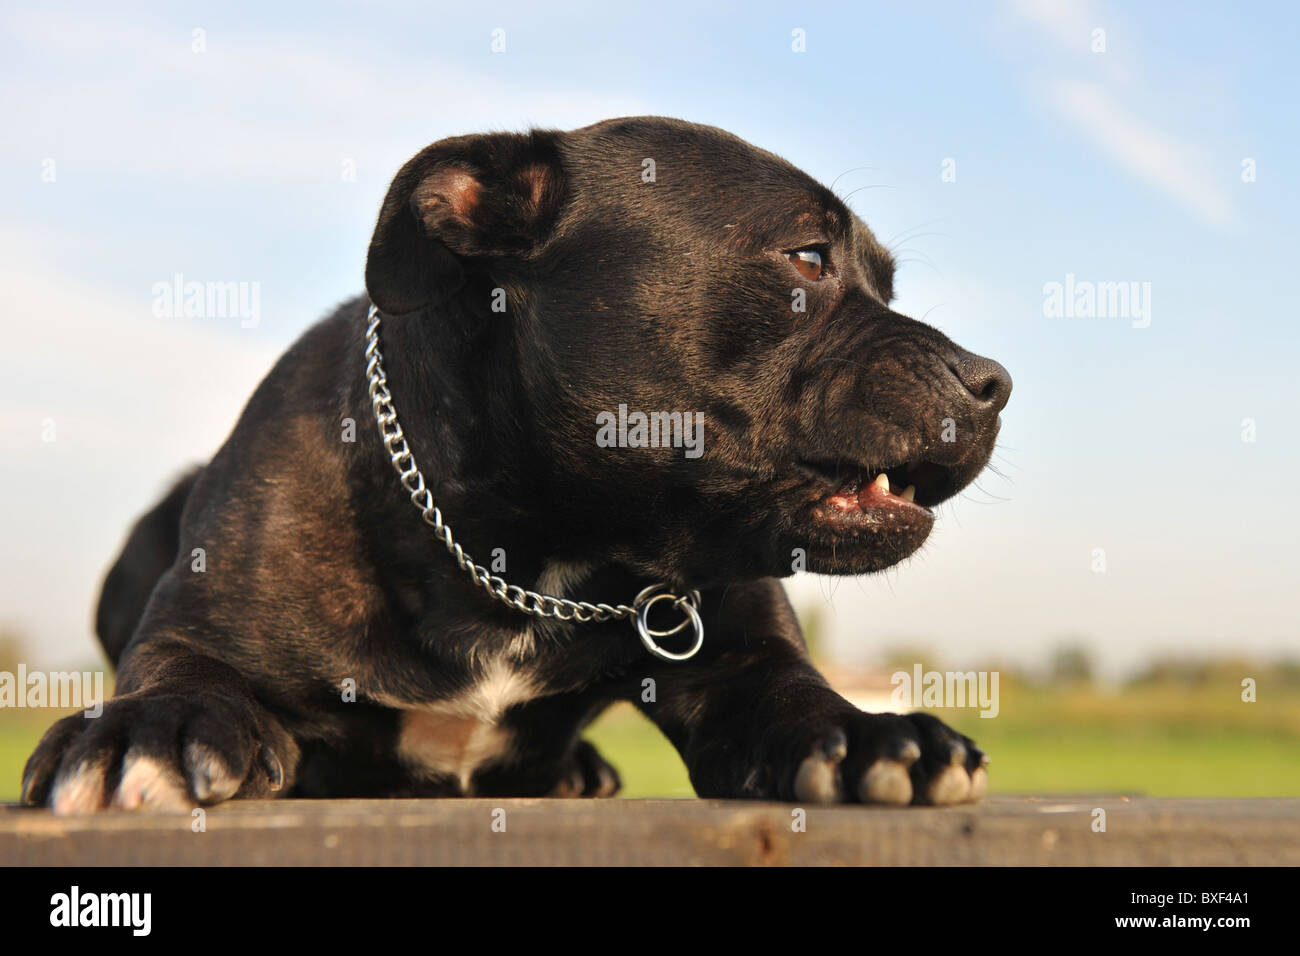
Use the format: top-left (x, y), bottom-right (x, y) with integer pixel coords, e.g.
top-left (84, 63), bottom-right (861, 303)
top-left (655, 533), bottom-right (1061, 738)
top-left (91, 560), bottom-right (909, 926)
top-left (950, 353), bottom-right (1012, 414)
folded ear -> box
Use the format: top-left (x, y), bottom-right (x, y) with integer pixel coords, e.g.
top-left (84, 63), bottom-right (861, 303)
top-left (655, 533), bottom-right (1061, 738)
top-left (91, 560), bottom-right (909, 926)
top-left (364, 130), bottom-right (567, 315)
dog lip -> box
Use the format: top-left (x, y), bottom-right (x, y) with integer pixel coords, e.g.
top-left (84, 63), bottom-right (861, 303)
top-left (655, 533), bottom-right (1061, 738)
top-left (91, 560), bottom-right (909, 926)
top-left (821, 472), bottom-right (935, 519)
top-left (795, 457), bottom-right (859, 487)
top-left (809, 477), bottom-right (936, 542)
top-left (795, 455), bottom-right (953, 510)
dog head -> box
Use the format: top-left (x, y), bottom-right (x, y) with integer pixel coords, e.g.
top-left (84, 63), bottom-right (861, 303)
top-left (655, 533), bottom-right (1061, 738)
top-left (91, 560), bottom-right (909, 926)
top-left (365, 117), bottom-right (1010, 588)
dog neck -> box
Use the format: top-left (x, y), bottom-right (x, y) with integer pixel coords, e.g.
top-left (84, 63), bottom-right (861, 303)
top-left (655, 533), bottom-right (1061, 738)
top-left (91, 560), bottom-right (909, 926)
top-left (356, 300), bottom-right (705, 662)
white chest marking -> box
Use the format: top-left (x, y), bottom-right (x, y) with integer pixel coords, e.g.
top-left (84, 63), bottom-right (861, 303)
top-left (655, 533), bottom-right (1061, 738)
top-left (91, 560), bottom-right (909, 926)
top-left (396, 658), bottom-right (539, 794)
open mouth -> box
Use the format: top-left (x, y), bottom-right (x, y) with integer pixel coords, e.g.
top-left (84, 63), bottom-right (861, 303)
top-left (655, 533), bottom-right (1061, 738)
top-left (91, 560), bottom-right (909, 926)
top-left (799, 457), bottom-right (957, 517)
top-left (790, 451), bottom-right (975, 571)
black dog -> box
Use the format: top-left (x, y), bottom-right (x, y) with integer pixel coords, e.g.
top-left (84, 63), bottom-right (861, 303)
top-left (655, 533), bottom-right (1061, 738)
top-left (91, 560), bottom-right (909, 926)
top-left (23, 117), bottom-right (1010, 812)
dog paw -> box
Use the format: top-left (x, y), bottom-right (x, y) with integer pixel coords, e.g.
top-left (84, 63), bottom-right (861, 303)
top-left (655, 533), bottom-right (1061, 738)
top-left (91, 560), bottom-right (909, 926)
top-left (21, 691), bottom-right (288, 814)
top-left (793, 712), bottom-right (987, 807)
top-left (549, 739), bottom-right (621, 798)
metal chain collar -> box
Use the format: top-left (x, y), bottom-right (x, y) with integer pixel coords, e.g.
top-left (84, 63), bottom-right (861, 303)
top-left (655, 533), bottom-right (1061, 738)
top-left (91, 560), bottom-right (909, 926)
top-left (363, 303), bottom-right (703, 662)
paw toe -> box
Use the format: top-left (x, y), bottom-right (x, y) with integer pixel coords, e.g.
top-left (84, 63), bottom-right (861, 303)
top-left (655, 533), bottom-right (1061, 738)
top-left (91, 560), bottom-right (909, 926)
top-left (591, 763), bottom-right (621, 798)
top-left (112, 750), bottom-right (189, 811)
top-left (925, 764), bottom-right (972, 805)
top-left (50, 760), bottom-right (110, 815)
top-left (794, 754), bottom-right (843, 803)
top-left (859, 759), bottom-right (914, 805)
top-left (794, 729), bottom-right (847, 803)
top-left (184, 741), bottom-right (242, 804)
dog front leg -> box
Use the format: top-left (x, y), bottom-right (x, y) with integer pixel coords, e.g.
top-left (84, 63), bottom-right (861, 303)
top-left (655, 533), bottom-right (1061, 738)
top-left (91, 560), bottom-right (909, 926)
top-left (632, 582), bottom-right (988, 805)
top-left (22, 639), bottom-right (299, 813)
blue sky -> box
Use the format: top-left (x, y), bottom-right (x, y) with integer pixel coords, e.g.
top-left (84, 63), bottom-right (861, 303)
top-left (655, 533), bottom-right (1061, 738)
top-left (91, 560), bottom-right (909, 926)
top-left (2, 0), bottom-right (1297, 675)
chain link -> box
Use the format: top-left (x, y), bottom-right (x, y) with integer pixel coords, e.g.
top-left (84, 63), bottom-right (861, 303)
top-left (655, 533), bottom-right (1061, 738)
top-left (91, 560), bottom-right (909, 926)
top-left (364, 303), bottom-right (702, 645)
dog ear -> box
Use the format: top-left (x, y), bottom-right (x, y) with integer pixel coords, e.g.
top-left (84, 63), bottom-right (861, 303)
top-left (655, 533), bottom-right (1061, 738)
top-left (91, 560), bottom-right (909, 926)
top-left (364, 130), bottom-right (567, 315)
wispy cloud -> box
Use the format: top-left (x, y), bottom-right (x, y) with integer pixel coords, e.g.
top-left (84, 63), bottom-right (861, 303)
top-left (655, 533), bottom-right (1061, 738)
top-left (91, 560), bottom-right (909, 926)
top-left (2, 9), bottom-right (653, 182)
top-left (1006, 0), bottom-right (1234, 226)
top-left (1048, 79), bottom-right (1232, 225)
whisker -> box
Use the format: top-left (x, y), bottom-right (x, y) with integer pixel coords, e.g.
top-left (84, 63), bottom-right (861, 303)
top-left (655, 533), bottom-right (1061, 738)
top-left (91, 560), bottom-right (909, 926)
top-left (883, 220), bottom-right (951, 249)
top-left (886, 231), bottom-right (951, 251)
top-left (891, 247), bottom-right (940, 271)
top-left (918, 303), bottom-right (948, 323)
top-left (840, 183), bottom-right (896, 205)
top-left (830, 165), bottom-right (880, 191)
top-left (892, 257), bottom-right (941, 275)
top-left (960, 480), bottom-right (1012, 504)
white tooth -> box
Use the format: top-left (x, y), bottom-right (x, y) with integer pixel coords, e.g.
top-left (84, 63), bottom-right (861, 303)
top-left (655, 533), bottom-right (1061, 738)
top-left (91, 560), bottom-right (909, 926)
top-left (873, 473), bottom-right (890, 492)
top-left (901, 485), bottom-right (916, 502)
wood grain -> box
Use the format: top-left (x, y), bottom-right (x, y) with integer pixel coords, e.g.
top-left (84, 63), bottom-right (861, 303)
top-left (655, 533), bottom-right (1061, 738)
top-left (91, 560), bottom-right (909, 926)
top-left (2, 796), bottom-right (1295, 866)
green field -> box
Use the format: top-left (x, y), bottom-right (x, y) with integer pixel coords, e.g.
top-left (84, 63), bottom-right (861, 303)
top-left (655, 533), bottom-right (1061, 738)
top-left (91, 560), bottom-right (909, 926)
top-left (5, 676), bottom-right (1298, 802)
top-left (586, 678), bottom-right (1300, 798)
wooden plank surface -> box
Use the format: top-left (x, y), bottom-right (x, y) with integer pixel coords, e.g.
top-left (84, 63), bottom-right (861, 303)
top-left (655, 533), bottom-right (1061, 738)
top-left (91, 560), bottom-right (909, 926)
top-left (2, 796), bottom-right (1296, 866)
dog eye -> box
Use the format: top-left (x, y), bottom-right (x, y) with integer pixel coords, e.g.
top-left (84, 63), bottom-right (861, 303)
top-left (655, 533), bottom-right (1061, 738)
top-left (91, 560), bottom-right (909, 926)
top-left (788, 249), bottom-right (824, 281)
